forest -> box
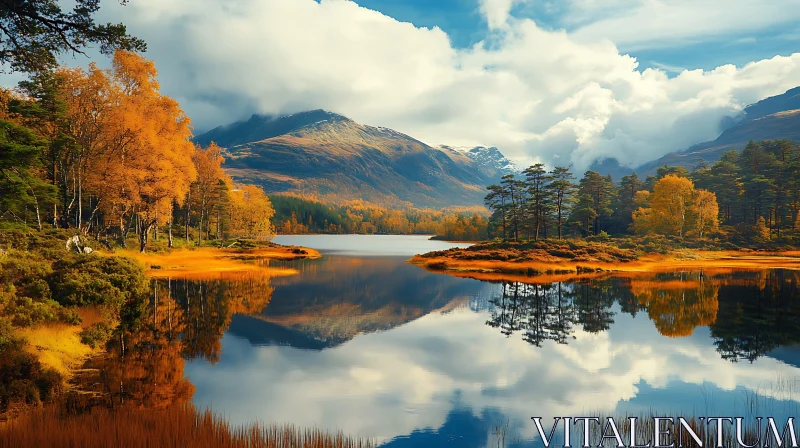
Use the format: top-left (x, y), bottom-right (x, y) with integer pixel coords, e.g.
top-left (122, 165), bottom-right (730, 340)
top-left (0, 51), bottom-right (275, 253)
top-left (484, 139), bottom-right (800, 247)
top-left (271, 194), bottom-right (489, 240)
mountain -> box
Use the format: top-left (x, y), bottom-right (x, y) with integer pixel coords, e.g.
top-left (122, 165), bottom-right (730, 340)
top-left (437, 145), bottom-right (520, 176)
top-left (194, 110), bottom-right (515, 208)
top-left (226, 257), bottom-right (491, 350)
top-left (194, 109), bottom-right (346, 148)
top-left (591, 86), bottom-right (800, 180)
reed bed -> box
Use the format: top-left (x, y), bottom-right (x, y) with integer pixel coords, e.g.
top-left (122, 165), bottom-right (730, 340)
top-left (0, 404), bottom-right (375, 448)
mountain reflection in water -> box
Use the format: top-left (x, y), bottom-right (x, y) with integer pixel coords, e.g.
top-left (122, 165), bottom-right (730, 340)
top-left (76, 239), bottom-right (800, 447)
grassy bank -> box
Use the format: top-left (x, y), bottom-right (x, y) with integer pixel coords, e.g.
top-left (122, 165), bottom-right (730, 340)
top-left (0, 228), bottom-right (319, 421)
top-left (118, 244), bottom-right (321, 279)
top-left (411, 238), bottom-right (800, 283)
top-left (0, 404), bottom-right (375, 448)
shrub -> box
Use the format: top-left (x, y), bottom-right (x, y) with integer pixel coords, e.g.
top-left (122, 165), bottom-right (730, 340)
top-left (0, 252), bottom-right (53, 300)
top-left (80, 322), bottom-right (114, 349)
top-left (0, 342), bottom-right (63, 414)
top-left (49, 256), bottom-right (148, 309)
top-left (0, 295), bottom-right (61, 327)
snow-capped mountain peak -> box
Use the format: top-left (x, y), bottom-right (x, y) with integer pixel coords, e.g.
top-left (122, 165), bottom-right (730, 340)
top-left (437, 145), bottom-right (521, 175)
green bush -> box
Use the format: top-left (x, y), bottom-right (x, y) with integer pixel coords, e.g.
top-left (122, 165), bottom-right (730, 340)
top-left (0, 251), bottom-right (53, 300)
top-left (0, 343), bottom-right (63, 413)
top-left (49, 256), bottom-right (148, 309)
top-left (79, 322), bottom-right (113, 349)
top-left (58, 307), bottom-right (82, 325)
top-left (0, 295), bottom-right (61, 327)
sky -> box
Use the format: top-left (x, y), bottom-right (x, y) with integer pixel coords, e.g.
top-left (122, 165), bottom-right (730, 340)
top-left (36, 0), bottom-right (800, 169)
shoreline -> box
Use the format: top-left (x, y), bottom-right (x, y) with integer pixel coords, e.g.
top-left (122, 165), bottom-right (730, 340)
top-left (409, 244), bottom-right (800, 284)
top-left (2, 242), bottom-right (321, 423)
top-left (111, 244), bottom-right (322, 279)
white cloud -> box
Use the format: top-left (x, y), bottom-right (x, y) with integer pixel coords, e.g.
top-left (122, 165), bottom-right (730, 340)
top-left (86, 0), bottom-right (800, 171)
top-left (186, 306), bottom-right (800, 444)
top-left (567, 0), bottom-right (800, 51)
top-left (479, 0), bottom-right (527, 29)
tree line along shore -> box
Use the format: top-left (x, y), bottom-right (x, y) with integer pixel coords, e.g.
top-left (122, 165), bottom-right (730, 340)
top-left (413, 141), bottom-right (800, 278)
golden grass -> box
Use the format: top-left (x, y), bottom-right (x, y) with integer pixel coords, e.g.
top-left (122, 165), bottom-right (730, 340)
top-left (114, 246), bottom-right (321, 280)
top-left (0, 404), bottom-right (376, 448)
top-left (410, 250), bottom-right (800, 284)
top-left (16, 320), bottom-right (100, 380)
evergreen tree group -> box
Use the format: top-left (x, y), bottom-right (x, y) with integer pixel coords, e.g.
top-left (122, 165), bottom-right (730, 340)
top-left (485, 139), bottom-right (800, 245)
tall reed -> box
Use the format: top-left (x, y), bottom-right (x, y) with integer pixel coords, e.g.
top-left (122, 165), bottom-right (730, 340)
top-left (0, 404), bottom-right (375, 448)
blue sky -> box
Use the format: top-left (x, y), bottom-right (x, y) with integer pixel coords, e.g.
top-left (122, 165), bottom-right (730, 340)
top-left (355, 0), bottom-right (800, 72)
top-left (80, 0), bottom-right (800, 168)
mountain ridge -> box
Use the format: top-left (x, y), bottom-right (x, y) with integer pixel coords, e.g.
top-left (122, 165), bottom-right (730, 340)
top-left (195, 110), bottom-right (516, 208)
top-left (590, 86), bottom-right (800, 179)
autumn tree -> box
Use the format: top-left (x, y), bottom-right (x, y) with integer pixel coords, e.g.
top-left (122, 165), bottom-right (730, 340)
top-left (60, 51), bottom-right (196, 251)
top-left (188, 142), bottom-right (231, 244)
top-left (632, 175), bottom-right (719, 238)
top-left (229, 184), bottom-right (275, 241)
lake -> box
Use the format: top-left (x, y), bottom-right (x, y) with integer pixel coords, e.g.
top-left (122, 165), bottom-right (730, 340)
top-left (86, 235), bottom-right (800, 447)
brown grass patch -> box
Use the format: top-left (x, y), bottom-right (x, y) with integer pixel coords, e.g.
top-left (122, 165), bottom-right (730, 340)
top-left (113, 246), bottom-right (321, 279)
top-left (16, 322), bottom-right (99, 380)
top-left (410, 249), bottom-right (800, 284)
top-left (0, 404), bottom-right (375, 448)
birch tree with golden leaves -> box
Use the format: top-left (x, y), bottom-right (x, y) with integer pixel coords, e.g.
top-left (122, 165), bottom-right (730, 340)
top-left (62, 51), bottom-right (196, 251)
top-left (229, 184), bottom-right (275, 241)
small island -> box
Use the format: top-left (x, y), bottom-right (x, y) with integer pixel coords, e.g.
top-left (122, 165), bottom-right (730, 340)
top-left (412, 144), bottom-right (800, 282)
top-left (411, 238), bottom-right (800, 283)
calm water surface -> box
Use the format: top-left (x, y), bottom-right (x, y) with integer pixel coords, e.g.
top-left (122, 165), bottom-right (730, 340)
top-left (92, 235), bottom-right (800, 447)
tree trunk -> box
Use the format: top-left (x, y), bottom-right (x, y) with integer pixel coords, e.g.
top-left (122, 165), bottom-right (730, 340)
top-left (119, 216), bottom-right (128, 248)
top-left (168, 219), bottom-right (174, 248)
top-left (139, 221), bottom-right (153, 253)
top-left (185, 199), bottom-right (190, 245)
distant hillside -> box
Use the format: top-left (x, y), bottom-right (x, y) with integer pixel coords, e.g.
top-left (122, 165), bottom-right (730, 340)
top-left (195, 110), bottom-right (515, 208)
top-left (635, 109), bottom-right (800, 176)
top-left (591, 86), bottom-right (800, 179)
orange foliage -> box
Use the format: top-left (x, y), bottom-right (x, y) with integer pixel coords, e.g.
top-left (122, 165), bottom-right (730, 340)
top-left (60, 51), bottom-right (197, 251)
top-left (630, 275), bottom-right (719, 337)
top-left (633, 175), bottom-right (719, 238)
top-left (1, 404), bottom-right (376, 448)
top-left (229, 185), bottom-right (276, 241)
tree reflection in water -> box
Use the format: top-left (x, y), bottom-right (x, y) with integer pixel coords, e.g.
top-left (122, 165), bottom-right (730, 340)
top-left (486, 269), bottom-right (800, 363)
top-left (77, 273), bottom-right (275, 409)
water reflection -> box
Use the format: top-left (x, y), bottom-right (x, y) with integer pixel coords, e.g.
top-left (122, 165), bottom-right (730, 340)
top-left (78, 273), bottom-right (275, 408)
top-left (75, 246), bottom-right (800, 447)
top-left (484, 270), bottom-right (800, 364)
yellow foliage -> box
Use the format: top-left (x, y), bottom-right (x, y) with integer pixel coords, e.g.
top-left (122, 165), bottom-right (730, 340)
top-left (60, 50), bottom-right (197, 251)
top-left (229, 184), bottom-right (276, 241)
top-left (632, 175), bottom-right (720, 238)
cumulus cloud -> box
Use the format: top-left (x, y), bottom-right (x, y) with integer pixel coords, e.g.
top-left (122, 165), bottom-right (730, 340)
top-left (89, 0), bottom-right (800, 171)
top-left (567, 0), bottom-right (800, 51)
top-left (479, 0), bottom-right (527, 29)
top-left (186, 306), bottom-right (800, 444)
